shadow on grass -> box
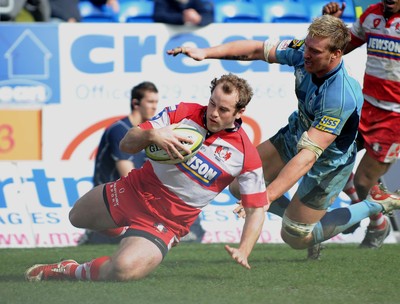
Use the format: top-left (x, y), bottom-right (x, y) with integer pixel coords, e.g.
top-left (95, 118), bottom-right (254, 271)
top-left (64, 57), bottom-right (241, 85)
top-left (0, 274), bottom-right (26, 282)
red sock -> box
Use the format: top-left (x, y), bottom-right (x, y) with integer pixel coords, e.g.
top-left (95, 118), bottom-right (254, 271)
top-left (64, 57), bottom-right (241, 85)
top-left (368, 213), bottom-right (386, 230)
top-left (74, 256), bottom-right (111, 281)
top-left (99, 227), bottom-right (128, 238)
top-left (66, 263), bottom-right (79, 279)
top-left (343, 173), bottom-right (360, 203)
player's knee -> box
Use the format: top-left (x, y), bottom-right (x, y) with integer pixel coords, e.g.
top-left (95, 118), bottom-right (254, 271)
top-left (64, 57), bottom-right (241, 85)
top-left (68, 207), bottom-right (81, 228)
top-left (111, 256), bottom-right (157, 281)
top-left (281, 214), bottom-right (316, 249)
top-left (354, 176), bottom-right (373, 200)
top-left (281, 230), bottom-right (309, 249)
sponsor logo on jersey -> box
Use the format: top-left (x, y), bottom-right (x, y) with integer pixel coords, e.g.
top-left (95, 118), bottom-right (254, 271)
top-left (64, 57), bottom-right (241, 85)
top-left (315, 115), bottom-right (341, 133)
top-left (214, 145), bottom-right (231, 162)
top-left (367, 34), bottom-right (400, 59)
top-left (178, 153), bottom-right (221, 186)
top-left (288, 39), bottom-right (304, 50)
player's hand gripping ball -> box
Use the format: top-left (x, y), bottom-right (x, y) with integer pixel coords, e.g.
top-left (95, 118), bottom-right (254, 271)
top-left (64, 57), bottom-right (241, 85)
top-left (145, 124), bottom-right (204, 164)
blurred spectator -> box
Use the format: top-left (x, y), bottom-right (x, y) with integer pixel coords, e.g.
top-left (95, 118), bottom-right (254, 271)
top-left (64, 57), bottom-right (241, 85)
top-left (153, 0), bottom-right (214, 26)
top-left (0, 0), bottom-right (50, 21)
top-left (49, 0), bottom-right (80, 22)
top-left (48, 0), bottom-right (119, 23)
top-left (79, 81), bottom-right (159, 245)
top-left (90, 0), bottom-right (119, 13)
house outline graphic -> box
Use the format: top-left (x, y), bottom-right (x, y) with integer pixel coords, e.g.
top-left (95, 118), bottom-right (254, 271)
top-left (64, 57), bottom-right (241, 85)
top-left (5, 29), bottom-right (52, 79)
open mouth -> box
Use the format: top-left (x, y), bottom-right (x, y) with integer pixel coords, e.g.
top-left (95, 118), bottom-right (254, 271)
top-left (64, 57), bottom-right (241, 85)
top-left (384, 0), bottom-right (396, 7)
top-left (383, 0), bottom-right (398, 14)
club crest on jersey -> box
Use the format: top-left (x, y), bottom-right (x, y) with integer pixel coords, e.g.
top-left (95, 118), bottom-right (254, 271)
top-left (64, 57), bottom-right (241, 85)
top-left (178, 153), bottom-right (222, 187)
top-left (373, 18), bottom-right (381, 29)
top-left (214, 145), bottom-right (231, 162)
top-left (315, 115), bottom-right (341, 133)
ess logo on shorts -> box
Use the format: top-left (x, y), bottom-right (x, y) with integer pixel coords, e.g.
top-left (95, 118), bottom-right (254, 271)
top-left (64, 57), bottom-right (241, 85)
top-left (315, 116), bottom-right (341, 133)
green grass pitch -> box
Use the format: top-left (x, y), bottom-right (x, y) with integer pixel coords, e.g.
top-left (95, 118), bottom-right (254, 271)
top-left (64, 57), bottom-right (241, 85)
top-left (0, 243), bottom-right (399, 304)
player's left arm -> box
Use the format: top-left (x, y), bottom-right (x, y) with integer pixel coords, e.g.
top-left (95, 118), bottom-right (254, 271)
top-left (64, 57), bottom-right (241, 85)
top-left (167, 40), bottom-right (267, 61)
top-left (265, 127), bottom-right (336, 202)
top-left (225, 206), bottom-right (265, 269)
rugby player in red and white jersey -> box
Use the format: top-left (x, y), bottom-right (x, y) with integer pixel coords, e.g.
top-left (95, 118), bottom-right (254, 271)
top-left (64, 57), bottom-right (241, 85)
top-left (322, 0), bottom-right (400, 249)
top-left (25, 74), bottom-right (268, 282)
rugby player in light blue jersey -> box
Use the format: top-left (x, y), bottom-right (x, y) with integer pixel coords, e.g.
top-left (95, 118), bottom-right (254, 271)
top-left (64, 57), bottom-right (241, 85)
top-left (167, 14), bottom-right (400, 257)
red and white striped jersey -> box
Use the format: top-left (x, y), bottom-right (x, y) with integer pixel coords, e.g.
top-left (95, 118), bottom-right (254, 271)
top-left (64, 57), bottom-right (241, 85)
top-left (350, 3), bottom-right (400, 111)
top-left (139, 102), bottom-right (267, 212)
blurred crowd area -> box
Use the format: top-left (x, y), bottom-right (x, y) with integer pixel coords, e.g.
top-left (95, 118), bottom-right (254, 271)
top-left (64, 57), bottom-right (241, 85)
top-left (0, 0), bottom-right (378, 24)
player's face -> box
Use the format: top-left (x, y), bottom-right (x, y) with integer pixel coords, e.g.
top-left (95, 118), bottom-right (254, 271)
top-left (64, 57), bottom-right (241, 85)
top-left (206, 84), bottom-right (244, 133)
top-left (138, 91), bottom-right (159, 121)
top-left (382, 0), bottom-right (400, 15)
top-left (303, 35), bottom-right (339, 78)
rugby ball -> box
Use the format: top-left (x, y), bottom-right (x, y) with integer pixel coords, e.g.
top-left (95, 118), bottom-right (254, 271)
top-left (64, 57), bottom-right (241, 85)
top-left (145, 124), bottom-right (204, 164)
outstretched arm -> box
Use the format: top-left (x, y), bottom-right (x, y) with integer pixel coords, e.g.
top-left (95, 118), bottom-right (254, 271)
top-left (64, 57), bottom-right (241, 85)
top-left (167, 40), bottom-right (278, 62)
top-left (225, 206), bottom-right (265, 269)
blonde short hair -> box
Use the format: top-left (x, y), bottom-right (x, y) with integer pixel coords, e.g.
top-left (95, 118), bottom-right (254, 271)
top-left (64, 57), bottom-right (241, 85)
top-left (308, 14), bottom-right (351, 52)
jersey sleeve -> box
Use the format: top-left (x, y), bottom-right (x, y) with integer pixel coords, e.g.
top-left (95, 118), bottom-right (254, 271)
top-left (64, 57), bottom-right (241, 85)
top-left (350, 3), bottom-right (382, 47)
top-left (350, 19), bottom-right (366, 47)
top-left (274, 39), bottom-right (305, 67)
top-left (236, 132), bottom-right (267, 208)
top-left (140, 103), bottom-right (203, 130)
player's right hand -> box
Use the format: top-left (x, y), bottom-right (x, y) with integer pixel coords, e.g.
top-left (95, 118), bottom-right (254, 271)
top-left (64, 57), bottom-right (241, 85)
top-left (166, 46), bottom-right (206, 61)
top-left (322, 1), bottom-right (346, 18)
top-left (153, 124), bottom-right (192, 161)
top-left (233, 201), bottom-right (246, 218)
top-left (224, 245), bottom-right (251, 270)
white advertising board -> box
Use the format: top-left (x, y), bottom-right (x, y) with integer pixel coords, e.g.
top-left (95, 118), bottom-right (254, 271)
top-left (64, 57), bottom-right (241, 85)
top-left (2, 23), bottom-right (388, 248)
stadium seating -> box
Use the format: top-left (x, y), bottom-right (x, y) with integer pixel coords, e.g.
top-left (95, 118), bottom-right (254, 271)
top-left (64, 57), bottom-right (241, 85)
top-left (214, 0), bottom-right (262, 23)
top-left (79, 1), bottom-right (117, 22)
top-left (118, 0), bottom-right (154, 23)
top-left (260, 0), bottom-right (310, 23)
top-left (307, 0), bottom-right (356, 23)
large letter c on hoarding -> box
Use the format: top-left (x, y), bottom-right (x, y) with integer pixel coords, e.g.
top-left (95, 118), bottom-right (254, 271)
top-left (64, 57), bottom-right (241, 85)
top-left (71, 35), bottom-right (114, 74)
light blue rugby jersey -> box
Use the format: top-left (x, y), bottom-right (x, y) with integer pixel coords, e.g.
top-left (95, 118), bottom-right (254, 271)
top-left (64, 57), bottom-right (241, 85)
top-left (275, 39), bottom-right (364, 160)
